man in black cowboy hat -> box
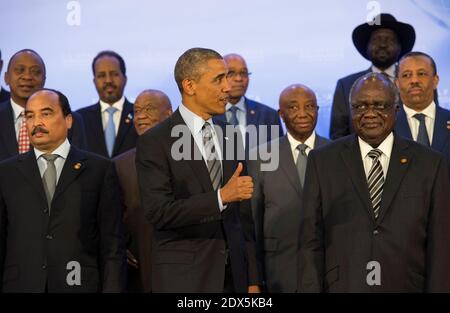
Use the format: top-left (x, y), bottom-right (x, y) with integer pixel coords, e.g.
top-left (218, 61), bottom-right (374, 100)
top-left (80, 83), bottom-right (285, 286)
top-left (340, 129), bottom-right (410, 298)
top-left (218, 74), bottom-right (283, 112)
top-left (329, 13), bottom-right (416, 140)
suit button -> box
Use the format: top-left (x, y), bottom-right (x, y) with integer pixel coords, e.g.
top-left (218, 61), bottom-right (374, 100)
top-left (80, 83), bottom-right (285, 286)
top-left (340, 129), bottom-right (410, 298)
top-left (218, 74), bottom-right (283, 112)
top-left (43, 208), bottom-right (49, 214)
top-left (46, 235), bottom-right (53, 240)
top-left (42, 264), bottom-right (47, 269)
top-left (373, 230), bottom-right (379, 235)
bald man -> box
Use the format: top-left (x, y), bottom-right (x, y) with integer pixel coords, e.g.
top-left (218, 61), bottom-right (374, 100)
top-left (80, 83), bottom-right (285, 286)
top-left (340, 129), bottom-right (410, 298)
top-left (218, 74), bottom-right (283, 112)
top-left (248, 84), bottom-right (328, 292)
top-left (114, 89), bottom-right (172, 293)
top-left (213, 53), bottom-right (283, 154)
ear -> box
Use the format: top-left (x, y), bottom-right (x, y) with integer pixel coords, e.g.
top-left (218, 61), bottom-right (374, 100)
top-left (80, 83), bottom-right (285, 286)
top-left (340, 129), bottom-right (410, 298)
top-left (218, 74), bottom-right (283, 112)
top-left (278, 109), bottom-right (285, 122)
top-left (433, 74), bottom-right (439, 90)
top-left (65, 113), bottom-right (73, 130)
top-left (182, 78), bottom-right (196, 96)
top-left (4, 70), bottom-right (10, 86)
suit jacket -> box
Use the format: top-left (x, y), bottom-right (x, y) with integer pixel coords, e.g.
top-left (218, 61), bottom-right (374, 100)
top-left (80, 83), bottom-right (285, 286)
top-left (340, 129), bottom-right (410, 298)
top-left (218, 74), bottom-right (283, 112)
top-left (114, 148), bottom-right (152, 293)
top-left (249, 134), bottom-right (329, 292)
top-left (213, 97), bottom-right (284, 151)
top-left (298, 134), bottom-right (450, 292)
top-left (330, 69), bottom-right (440, 140)
top-left (0, 146), bottom-right (126, 292)
top-left (76, 99), bottom-right (137, 158)
top-left (0, 100), bottom-right (87, 162)
top-left (136, 109), bottom-right (260, 293)
top-left (0, 89), bottom-right (10, 104)
top-left (395, 105), bottom-right (450, 179)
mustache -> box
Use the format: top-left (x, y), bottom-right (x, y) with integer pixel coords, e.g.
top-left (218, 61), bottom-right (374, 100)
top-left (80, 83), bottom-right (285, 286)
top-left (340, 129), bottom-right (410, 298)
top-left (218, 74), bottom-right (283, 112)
top-left (32, 126), bottom-right (49, 136)
top-left (103, 83), bottom-right (116, 90)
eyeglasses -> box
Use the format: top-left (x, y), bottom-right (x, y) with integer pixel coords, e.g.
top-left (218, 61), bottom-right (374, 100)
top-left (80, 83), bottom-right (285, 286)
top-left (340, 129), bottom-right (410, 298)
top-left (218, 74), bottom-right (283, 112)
top-left (226, 71), bottom-right (252, 79)
top-left (351, 103), bottom-right (394, 113)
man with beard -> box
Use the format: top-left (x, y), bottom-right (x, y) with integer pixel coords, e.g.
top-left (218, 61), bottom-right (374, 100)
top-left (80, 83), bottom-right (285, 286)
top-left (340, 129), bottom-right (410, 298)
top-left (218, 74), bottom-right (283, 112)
top-left (329, 13), bottom-right (416, 140)
top-left (77, 50), bottom-right (137, 158)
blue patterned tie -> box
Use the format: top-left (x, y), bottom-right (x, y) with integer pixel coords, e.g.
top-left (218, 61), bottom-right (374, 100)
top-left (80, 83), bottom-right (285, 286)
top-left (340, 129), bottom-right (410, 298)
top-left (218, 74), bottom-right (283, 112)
top-left (228, 106), bottom-right (239, 126)
top-left (413, 113), bottom-right (430, 147)
top-left (105, 106), bottom-right (118, 157)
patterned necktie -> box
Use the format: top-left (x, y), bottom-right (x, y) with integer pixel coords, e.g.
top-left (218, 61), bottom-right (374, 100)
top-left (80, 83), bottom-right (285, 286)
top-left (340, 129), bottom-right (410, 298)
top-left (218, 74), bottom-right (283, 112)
top-left (296, 144), bottom-right (308, 188)
top-left (18, 112), bottom-right (30, 154)
top-left (42, 154), bottom-right (58, 211)
top-left (202, 122), bottom-right (222, 190)
top-left (105, 106), bottom-right (118, 157)
top-left (413, 113), bottom-right (430, 147)
top-left (367, 149), bottom-right (384, 219)
top-left (228, 106), bottom-right (239, 126)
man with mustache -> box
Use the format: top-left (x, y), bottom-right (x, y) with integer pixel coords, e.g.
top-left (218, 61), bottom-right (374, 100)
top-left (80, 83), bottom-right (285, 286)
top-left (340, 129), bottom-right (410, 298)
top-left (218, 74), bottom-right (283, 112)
top-left (329, 13), bottom-right (416, 140)
top-left (0, 88), bottom-right (126, 292)
top-left (0, 49), bottom-right (10, 103)
top-left (0, 49), bottom-right (87, 161)
top-left (114, 89), bottom-right (172, 293)
top-left (298, 73), bottom-right (450, 292)
top-left (395, 52), bottom-right (450, 179)
top-left (77, 50), bottom-right (137, 158)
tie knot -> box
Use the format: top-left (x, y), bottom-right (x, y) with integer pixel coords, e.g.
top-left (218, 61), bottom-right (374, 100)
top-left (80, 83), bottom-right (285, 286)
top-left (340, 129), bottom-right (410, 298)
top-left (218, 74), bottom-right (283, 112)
top-left (42, 154), bottom-right (58, 163)
top-left (229, 106), bottom-right (239, 113)
top-left (297, 144), bottom-right (308, 155)
top-left (368, 149), bottom-right (382, 160)
top-left (106, 106), bottom-right (118, 116)
top-left (413, 113), bottom-right (426, 122)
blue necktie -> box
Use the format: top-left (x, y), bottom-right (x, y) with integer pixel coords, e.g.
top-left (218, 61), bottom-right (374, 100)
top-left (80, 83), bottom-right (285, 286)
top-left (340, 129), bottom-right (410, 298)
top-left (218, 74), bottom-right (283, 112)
top-left (228, 106), bottom-right (239, 126)
top-left (296, 144), bottom-right (308, 188)
top-left (413, 113), bottom-right (430, 147)
top-left (105, 106), bottom-right (118, 157)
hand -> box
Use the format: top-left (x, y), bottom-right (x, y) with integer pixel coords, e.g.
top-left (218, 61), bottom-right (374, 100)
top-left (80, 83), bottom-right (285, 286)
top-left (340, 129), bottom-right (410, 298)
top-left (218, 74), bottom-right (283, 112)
top-left (220, 162), bottom-right (253, 203)
top-left (127, 249), bottom-right (139, 269)
top-left (248, 285), bottom-right (261, 293)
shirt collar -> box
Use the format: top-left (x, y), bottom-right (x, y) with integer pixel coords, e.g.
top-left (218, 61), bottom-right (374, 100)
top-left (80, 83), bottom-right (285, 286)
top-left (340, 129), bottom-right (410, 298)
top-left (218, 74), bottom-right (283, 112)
top-left (358, 132), bottom-right (394, 160)
top-left (225, 97), bottom-right (246, 113)
top-left (179, 102), bottom-right (214, 136)
top-left (287, 131), bottom-right (316, 150)
top-left (34, 138), bottom-right (71, 161)
top-left (371, 64), bottom-right (396, 79)
top-left (100, 96), bottom-right (125, 113)
top-left (403, 101), bottom-right (436, 120)
top-left (10, 98), bottom-right (25, 121)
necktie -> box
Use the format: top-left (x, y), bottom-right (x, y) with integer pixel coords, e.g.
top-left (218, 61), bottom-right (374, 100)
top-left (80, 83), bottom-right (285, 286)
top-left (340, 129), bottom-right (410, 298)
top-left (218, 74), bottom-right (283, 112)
top-left (18, 112), bottom-right (30, 154)
top-left (413, 113), bottom-right (430, 147)
top-left (296, 144), bottom-right (308, 188)
top-left (202, 122), bottom-right (222, 190)
top-left (367, 149), bottom-right (384, 219)
top-left (42, 154), bottom-right (58, 211)
top-left (228, 106), bottom-right (239, 126)
top-left (105, 106), bottom-right (118, 157)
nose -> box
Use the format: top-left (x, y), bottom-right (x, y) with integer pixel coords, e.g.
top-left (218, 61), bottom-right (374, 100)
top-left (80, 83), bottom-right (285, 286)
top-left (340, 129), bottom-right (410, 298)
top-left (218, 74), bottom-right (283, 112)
top-left (222, 78), bottom-right (231, 93)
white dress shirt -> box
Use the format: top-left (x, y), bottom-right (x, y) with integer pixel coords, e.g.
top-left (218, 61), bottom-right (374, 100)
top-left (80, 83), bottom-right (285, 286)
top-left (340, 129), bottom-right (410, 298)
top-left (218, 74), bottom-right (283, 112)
top-left (10, 98), bottom-right (25, 141)
top-left (372, 64), bottom-right (396, 82)
top-left (179, 103), bottom-right (226, 212)
top-left (358, 132), bottom-right (394, 179)
top-left (403, 101), bottom-right (435, 145)
top-left (287, 131), bottom-right (316, 161)
top-left (100, 96), bottom-right (125, 135)
top-left (35, 138), bottom-right (71, 184)
top-left (225, 97), bottom-right (247, 146)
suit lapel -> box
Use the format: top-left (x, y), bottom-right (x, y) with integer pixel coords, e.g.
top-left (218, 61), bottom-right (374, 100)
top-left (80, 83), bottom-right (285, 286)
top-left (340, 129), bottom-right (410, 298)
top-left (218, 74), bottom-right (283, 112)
top-left (16, 151), bottom-right (48, 207)
top-left (0, 101), bottom-right (19, 156)
top-left (113, 99), bottom-right (134, 156)
top-left (245, 98), bottom-right (258, 128)
top-left (86, 103), bottom-right (108, 155)
top-left (431, 107), bottom-right (449, 152)
top-left (395, 107), bottom-right (413, 140)
top-left (52, 147), bottom-right (87, 203)
top-left (278, 136), bottom-right (302, 195)
top-left (340, 136), bottom-right (375, 222)
top-left (376, 136), bottom-right (411, 226)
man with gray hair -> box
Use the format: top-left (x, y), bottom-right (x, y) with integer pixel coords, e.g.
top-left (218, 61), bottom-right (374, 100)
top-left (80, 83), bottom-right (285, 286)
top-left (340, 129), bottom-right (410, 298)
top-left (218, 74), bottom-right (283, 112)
top-left (136, 48), bottom-right (261, 293)
top-left (298, 73), bottom-right (450, 292)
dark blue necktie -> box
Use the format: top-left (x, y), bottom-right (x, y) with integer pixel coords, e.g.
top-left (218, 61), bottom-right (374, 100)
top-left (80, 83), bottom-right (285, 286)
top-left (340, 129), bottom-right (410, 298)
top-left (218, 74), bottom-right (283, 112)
top-left (413, 113), bottom-right (430, 147)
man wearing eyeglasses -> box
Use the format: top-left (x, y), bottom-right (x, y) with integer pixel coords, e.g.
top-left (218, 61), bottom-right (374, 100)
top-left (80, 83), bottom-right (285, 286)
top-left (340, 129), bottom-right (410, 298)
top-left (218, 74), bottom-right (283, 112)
top-left (214, 54), bottom-right (283, 154)
top-left (298, 72), bottom-right (450, 292)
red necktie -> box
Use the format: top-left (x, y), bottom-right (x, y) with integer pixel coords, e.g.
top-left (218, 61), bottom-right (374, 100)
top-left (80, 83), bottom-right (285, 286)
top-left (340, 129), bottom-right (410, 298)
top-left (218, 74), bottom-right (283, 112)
top-left (18, 112), bottom-right (30, 154)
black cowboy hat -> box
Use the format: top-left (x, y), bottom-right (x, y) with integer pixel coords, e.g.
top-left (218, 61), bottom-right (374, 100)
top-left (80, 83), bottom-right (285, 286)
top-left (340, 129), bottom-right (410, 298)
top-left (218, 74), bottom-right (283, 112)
top-left (352, 13), bottom-right (416, 61)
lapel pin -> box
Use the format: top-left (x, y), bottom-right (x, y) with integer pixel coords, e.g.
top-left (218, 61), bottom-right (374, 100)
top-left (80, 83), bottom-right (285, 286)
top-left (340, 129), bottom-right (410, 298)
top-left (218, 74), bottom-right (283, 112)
top-left (74, 162), bottom-right (82, 170)
top-left (224, 136), bottom-right (229, 141)
top-left (125, 113), bottom-right (133, 124)
top-left (400, 158), bottom-right (408, 164)
top-left (250, 110), bottom-right (256, 115)
top-left (447, 120), bottom-right (450, 129)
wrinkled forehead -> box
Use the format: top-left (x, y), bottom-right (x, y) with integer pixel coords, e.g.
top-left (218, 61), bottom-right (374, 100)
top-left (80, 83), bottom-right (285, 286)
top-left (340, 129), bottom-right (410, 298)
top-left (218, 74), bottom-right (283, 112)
top-left (352, 79), bottom-right (394, 102)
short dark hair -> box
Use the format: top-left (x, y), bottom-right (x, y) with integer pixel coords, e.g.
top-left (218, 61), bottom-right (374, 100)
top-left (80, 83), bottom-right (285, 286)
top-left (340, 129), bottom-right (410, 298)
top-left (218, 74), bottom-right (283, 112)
top-left (7, 49), bottom-right (46, 74)
top-left (31, 88), bottom-right (72, 117)
top-left (397, 51), bottom-right (437, 76)
top-left (174, 47), bottom-right (223, 93)
top-left (92, 50), bottom-right (126, 76)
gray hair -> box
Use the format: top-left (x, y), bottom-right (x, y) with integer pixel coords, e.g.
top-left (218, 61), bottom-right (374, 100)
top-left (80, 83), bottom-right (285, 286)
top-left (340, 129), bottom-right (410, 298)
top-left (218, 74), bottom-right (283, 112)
top-left (349, 72), bottom-right (399, 106)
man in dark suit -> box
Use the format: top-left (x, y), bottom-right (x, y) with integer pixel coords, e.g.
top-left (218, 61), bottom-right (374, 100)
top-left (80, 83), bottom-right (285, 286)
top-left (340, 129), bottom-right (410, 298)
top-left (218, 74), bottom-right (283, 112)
top-left (249, 84), bottom-right (328, 292)
top-left (330, 13), bottom-right (416, 139)
top-left (0, 49), bottom-right (87, 162)
top-left (136, 48), bottom-right (261, 293)
top-left (0, 49), bottom-right (10, 103)
top-left (213, 53), bottom-right (283, 152)
top-left (77, 50), bottom-right (137, 158)
top-left (114, 89), bottom-right (172, 293)
top-left (0, 89), bottom-right (126, 292)
top-left (299, 73), bottom-right (450, 292)
top-left (395, 52), bottom-right (450, 179)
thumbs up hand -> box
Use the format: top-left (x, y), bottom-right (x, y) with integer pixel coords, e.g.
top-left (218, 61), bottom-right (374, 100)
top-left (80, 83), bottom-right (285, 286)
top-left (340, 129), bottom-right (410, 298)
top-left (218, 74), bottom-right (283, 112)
top-left (220, 162), bottom-right (254, 204)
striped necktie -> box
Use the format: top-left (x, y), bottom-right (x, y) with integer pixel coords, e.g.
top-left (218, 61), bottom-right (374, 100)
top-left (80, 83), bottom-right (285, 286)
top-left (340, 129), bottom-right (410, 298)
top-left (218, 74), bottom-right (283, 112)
top-left (202, 122), bottom-right (222, 190)
top-left (367, 149), bottom-right (384, 219)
